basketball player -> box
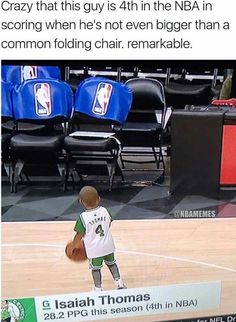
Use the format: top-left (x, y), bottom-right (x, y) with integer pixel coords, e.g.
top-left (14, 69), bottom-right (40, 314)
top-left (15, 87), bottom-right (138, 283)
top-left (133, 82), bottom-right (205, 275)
top-left (1, 300), bottom-right (19, 322)
top-left (73, 186), bottom-right (126, 291)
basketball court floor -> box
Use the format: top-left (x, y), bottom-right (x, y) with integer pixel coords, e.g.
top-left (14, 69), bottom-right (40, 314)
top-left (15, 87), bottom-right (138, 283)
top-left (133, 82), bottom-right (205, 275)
top-left (2, 164), bottom-right (236, 322)
top-left (2, 217), bottom-right (236, 321)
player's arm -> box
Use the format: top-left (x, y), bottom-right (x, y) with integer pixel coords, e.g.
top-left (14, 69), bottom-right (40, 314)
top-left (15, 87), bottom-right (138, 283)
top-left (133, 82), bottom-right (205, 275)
top-left (73, 232), bottom-right (85, 247)
top-left (107, 209), bottom-right (113, 227)
top-left (73, 215), bottom-right (85, 247)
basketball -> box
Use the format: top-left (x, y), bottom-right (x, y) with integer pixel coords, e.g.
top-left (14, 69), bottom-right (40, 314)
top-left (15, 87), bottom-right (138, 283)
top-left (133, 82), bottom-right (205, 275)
top-left (65, 240), bottom-right (87, 262)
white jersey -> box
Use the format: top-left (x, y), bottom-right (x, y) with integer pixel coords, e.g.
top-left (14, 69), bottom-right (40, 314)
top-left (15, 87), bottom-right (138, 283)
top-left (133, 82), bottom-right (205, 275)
top-left (74, 206), bottom-right (115, 259)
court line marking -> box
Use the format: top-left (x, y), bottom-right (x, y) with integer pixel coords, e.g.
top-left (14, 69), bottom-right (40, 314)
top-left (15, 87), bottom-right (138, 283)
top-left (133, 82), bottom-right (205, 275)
top-left (2, 243), bottom-right (64, 248)
top-left (2, 243), bottom-right (236, 273)
top-left (118, 250), bottom-right (236, 273)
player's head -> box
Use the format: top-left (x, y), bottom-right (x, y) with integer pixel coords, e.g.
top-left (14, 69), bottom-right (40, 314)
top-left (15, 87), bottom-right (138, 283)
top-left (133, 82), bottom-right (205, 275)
top-left (79, 186), bottom-right (100, 209)
top-left (1, 300), bottom-right (8, 309)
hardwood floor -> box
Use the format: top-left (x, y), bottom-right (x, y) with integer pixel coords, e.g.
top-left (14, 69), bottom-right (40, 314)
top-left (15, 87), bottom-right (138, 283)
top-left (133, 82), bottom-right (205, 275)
top-left (2, 219), bottom-right (236, 321)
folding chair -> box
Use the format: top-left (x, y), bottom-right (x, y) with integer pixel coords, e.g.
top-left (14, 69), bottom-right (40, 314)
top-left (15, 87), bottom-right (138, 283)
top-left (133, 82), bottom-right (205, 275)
top-left (10, 79), bottom-right (73, 192)
top-left (1, 80), bottom-right (14, 180)
top-left (63, 77), bottom-right (132, 191)
top-left (1, 65), bottom-right (61, 85)
top-left (114, 78), bottom-right (168, 182)
top-left (165, 68), bottom-right (219, 109)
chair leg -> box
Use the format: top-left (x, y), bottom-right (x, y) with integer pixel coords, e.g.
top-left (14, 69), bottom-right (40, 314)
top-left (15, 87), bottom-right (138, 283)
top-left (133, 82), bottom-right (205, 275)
top-left (152, 147), bottom-right (159, 169)
top-left (10, 160), bottom-right (22, 193)
top-left (71, 170), bottom-right (76, 190)
top-left (109, 174), bottom-right (115, 191)
top-left (23, 171), bottom-right (30, 182)
top-left (14, 160), bottom-right (24, 192)
top-left (61, 168), bottom-right (66, 191)
top-left (10, 163), bottom-right (15, 193)
top-left (63, 157), bottom-right (70, 192)
top-left (119, 154), bottom-right (125, 169)
top-left (57, 163), bottom-right (65, 189)
top-left (107, 162), bottom-right (116, 191)
top-left (19, 169), bottom-right (29, 183)
top-left (152, 143), bottom-right (166, 185)
top-left (116, 162), bottom-right (124, 181)
top-left (3, 163), bottom-right (11, 178)
top-left (158, 147), bottom-right (165, 170)
top-left (75, 169), bottom-right (83, 182)
top-left (152, 146), bottom-right (165, 171)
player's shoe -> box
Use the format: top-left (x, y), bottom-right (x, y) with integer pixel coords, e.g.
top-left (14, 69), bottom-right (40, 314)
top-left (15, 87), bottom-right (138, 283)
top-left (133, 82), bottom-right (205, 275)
top-left (92, 287), bottom-right (103, 291)
top-left (115, 279), bottom-right (127, 290)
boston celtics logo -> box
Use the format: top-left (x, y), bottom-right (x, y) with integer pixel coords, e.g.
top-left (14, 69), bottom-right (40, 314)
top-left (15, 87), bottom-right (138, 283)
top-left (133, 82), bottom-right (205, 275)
top-left (1, 300), bottom-right (25, 322)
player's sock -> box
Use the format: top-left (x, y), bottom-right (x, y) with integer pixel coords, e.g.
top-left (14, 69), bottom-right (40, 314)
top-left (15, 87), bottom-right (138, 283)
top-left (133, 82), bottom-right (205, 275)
top-left (106, 263), bottom-right (127, 289)
top-left (92, 269), bottom-right (102, 288)
top-left (106, 262), bottom-right (120, 280)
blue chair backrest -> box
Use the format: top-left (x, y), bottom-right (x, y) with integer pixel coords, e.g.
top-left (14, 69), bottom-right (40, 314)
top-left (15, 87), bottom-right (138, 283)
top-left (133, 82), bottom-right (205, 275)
top-left (75, 77), bottom-right (132, 124)
top-left (1, 80), bottom-right (13, 119)
top-left (12, 79), bottom-right (73, 122)
top-left (2, 65), bottom-right (61, 85)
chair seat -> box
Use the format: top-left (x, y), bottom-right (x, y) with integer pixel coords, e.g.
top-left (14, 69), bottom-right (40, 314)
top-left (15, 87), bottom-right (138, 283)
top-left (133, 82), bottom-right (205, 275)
top-left (10, 134), bottom-right (63, 151)
top-left (165, 83), bottom-right (211, 95)
top-left (64, 136), bottom-right (119, 152)
top-left (165, 83), bottom-right (211, 108)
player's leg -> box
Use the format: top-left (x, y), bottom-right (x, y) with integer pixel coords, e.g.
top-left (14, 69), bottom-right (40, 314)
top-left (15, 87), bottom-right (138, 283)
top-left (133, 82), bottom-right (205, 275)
top-left (104, 253), bottom-right (127, 289)
top-left (89, 257), bottom-right (103, 291)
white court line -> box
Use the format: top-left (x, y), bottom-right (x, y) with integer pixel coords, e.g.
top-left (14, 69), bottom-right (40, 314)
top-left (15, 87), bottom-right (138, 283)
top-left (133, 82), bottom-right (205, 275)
top-left (2, 243), bottom-right (236, 273)
top-left (2, 243), bottom-right (63, 248)
top-left (118, 250), bottom-right (236, 273)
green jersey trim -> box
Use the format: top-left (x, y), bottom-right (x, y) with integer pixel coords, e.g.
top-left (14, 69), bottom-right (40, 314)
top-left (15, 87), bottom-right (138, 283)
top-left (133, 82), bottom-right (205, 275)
top-left (74, 214), bottom-right (86, 233)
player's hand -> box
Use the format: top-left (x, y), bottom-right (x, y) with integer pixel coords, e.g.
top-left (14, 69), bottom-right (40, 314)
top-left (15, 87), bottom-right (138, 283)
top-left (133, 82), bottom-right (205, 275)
top-left (73, 232), bottom-right (84, 247)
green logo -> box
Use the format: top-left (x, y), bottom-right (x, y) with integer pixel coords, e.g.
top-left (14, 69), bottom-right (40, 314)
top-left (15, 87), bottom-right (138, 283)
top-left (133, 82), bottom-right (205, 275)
top-left (1, 299), bottom-right (25, 321)
top-left (1, 298), bottom-right (37, 322)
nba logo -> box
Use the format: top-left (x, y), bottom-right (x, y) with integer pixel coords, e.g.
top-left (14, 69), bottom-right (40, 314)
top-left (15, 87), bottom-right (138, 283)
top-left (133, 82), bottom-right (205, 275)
top-left (92, 83), bottom-right (113, 115)
top-left (34, 83), bottom-right (52, 116)
top-left (21, 66), bottom-right (37, 81)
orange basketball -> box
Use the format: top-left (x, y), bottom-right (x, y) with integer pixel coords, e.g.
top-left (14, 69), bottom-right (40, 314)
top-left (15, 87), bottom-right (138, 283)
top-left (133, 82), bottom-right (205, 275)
top-left (65, 240), bottom-right (87, 262)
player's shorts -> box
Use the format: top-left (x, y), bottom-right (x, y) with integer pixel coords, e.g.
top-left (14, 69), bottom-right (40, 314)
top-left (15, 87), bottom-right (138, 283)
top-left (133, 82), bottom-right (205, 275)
top-left (89, 253), bottom-right (116, 270)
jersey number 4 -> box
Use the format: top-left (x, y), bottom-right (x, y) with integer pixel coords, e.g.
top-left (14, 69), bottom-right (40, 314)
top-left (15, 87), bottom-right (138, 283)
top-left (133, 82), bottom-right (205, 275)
top-left (95, 224), bottom-right (105, 237)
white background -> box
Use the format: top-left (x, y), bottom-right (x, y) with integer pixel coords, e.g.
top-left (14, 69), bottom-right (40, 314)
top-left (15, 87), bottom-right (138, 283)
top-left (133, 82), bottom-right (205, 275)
top-left (35, 282), bottom-right (221, 322)
top-left (0, 0), bottom-right (236, 60)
